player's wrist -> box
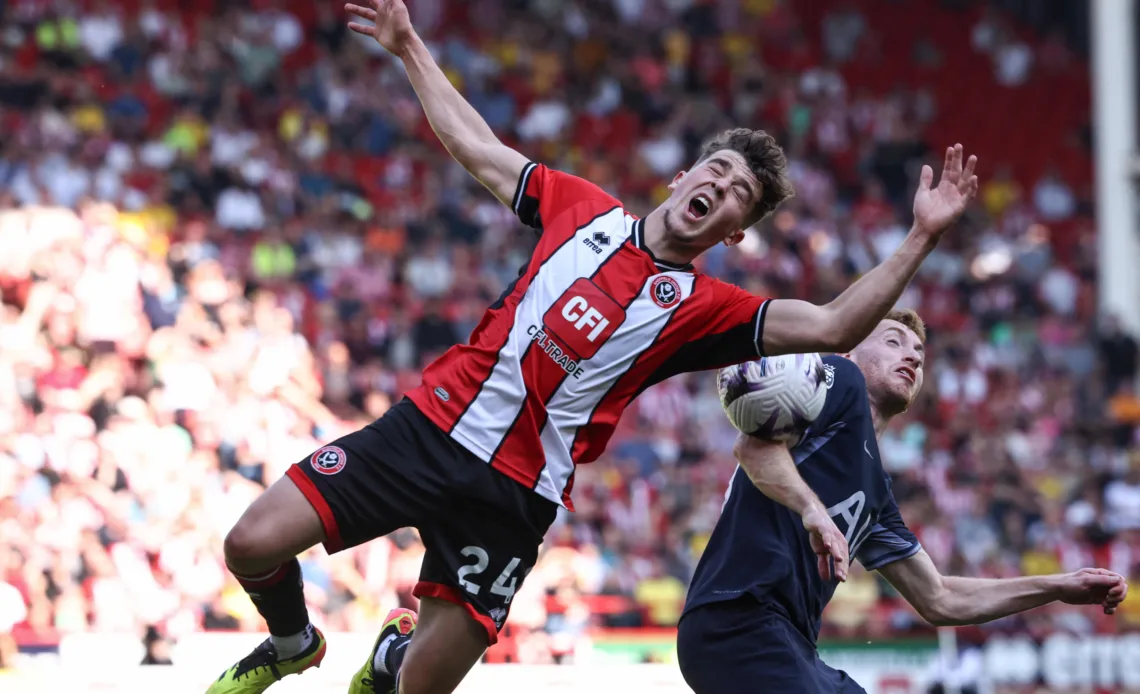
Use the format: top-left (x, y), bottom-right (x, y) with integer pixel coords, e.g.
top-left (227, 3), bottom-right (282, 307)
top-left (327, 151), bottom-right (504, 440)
top-left (1043, 573), bottom-right (1071, 600)
top-left (800, 499), bottom-right (829, 525)
top-left (906, 224), bottom-right (941, 251)
top-left (394, 31), bottom-right (425, 61)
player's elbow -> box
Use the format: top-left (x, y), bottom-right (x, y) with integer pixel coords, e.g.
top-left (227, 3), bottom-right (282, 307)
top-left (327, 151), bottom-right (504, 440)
top-left (914, 594), bottom-right (959, 627)
top-left (916, 602), bottom-right (953, 627)
top-left (732, 432), bottom-right (787, 469)
top-left (812, 306), bottom-right (861, 354)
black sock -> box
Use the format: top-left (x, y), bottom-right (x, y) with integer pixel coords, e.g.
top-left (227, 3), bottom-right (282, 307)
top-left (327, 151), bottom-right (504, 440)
top-left (232, 558), bottom-right (310, 637)
top-left (385, 637), bottom-right (411, 675)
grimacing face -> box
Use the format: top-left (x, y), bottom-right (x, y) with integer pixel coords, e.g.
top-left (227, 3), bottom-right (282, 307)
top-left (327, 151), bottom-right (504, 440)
top-left (850, 319), bottom-right (926, 415)
top-left (662, 150), bottom-right (762, 251)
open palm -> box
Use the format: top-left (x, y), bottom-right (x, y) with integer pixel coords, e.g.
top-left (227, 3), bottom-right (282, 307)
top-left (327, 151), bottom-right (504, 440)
top-left (912, 144), bottom-right (979, 239)
top-left (346, 0), bottom-right (416, 57)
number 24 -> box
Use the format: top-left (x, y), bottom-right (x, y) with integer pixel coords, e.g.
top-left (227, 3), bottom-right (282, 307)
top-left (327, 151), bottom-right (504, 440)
top-left (456, 546), bottom-right (522, 602)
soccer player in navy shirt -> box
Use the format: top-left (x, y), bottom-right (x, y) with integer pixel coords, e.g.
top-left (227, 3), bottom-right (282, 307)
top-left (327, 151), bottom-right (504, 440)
top-left (679, 310), bottom-right (1130, 694)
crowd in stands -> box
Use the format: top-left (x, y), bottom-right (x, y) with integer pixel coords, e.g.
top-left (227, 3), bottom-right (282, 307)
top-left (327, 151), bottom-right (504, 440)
top-left (0, 0), bottom-right (1137, 668)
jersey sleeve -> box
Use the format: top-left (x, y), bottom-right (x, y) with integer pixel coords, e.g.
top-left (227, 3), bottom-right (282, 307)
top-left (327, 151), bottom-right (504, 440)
top-left (512, 162), bottom-right (619, 235)
top-left (855, 481), bottom-right (922, 571)
top-left (667, 278), bottom-right (771, 374)
top-left (790, 356), bottom-right (864, 452)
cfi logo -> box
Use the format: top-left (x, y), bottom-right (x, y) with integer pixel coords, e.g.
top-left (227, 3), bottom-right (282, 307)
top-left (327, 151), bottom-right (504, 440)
top-left (651, 276), bottom-right (681, 309)
top-left (310, 445), bottom-right (347, 475)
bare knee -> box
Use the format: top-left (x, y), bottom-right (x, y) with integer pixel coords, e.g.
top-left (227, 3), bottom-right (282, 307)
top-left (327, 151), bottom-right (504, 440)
top-left (224, 476), bottom-right (325, 573)
top-left (223, 517), bottom-right (274, 572)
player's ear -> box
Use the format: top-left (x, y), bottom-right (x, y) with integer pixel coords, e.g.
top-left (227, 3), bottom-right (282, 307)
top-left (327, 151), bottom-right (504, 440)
top-left (668, 171), bottom-right (687, 191)
top-left (723, 229), bottom-right (746, 247)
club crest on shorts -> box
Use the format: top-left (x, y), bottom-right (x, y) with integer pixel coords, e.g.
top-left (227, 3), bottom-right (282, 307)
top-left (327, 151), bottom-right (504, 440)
top-left (310, 445), bottom-right (347, 475)
top-left (651, 276), bottom-right (681, 309)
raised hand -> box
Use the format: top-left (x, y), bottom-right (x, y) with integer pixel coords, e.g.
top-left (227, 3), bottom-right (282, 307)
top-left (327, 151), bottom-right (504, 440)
top-left (913, 143), bottom-right (979, 240)
top-left (802, 506), bottom-right (849, 582)
top-left (345, 0), bottom-right (416, 58)
top-left (1058, 568), bottom-right (1129, 615)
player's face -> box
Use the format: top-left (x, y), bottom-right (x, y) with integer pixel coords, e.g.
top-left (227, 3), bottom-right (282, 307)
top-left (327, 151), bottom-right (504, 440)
top-left (663, 151), bottom-right (761, 251)
top-left (852, 320), bottom-right (925, 414)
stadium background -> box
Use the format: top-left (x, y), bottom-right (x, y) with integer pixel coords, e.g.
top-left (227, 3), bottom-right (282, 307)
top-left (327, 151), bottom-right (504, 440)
top-left (1, 0), bottom-right (1139, 691)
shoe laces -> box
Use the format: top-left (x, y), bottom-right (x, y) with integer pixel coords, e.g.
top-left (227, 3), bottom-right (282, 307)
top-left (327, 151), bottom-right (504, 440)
top-left (231, 640), bottom-right (283, 681)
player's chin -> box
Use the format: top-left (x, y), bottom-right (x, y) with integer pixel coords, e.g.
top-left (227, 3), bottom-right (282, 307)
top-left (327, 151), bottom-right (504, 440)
top-left (882, 386), bottom-right (915, 413)
top-left (685, 221), bottom-right (730, 248)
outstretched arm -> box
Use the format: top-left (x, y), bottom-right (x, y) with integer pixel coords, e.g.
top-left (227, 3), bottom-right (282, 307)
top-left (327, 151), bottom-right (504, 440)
top-left (347, 0), bottom-right (527, 206)
top-left (733, 434), bottom-right (849, 582)
top-left (878, 549), bottom-right (1129, 627)
top-left (762, 145), bottom-right (979, 356)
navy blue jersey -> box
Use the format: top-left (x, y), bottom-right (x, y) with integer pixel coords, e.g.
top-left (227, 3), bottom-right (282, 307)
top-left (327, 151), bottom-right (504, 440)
top-left (683, 355), bottom-right (921, 645)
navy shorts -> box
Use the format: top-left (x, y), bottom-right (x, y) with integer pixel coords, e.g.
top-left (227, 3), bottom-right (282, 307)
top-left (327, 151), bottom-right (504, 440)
top-left (286, 398), bottom-right (558, 645)
top-left (677, 597), bottom-right (867, 694)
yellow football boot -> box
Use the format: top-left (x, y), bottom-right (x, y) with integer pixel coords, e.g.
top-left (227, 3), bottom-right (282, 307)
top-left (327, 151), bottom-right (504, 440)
top-left (206, 626), bottom-right (326, 694)
top-left (347, 608), bottom-right (418, 694)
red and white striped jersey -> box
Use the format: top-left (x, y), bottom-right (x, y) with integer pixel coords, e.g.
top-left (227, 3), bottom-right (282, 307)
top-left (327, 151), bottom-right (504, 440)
top-left (407, 163), bottom-right (769, 509)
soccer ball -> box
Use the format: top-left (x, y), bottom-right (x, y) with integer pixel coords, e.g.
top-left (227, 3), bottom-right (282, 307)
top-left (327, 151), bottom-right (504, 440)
top-left (716, 353), bottom-right (829, 443)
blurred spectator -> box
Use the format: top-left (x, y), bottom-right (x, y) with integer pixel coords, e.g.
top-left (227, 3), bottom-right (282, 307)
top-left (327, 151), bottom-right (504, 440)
top-left (141, 625), bottom-right (174, 666)
top-left (1032, 169), bottom-right (1076, 221)
top-left (821, 3), bottom-right (867, 64)
top-left (0, 580), bottom-right (25, 669)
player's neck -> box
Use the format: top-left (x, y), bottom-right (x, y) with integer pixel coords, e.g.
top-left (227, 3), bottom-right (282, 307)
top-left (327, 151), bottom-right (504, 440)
top-left (642, 209), bottom-right (698, 267)
top-left (868, 402), bottom-right (895, 438)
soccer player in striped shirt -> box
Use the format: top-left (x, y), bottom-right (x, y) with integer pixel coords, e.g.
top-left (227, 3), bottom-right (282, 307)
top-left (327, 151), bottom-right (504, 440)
top-left (205, 2), bottom-right (979, 693)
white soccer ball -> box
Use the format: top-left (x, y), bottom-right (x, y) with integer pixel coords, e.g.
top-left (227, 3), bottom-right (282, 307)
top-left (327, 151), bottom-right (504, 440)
top-left (716, 353), bottom-right (829, 443)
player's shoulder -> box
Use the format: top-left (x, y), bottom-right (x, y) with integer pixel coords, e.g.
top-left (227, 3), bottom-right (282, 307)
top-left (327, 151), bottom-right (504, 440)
top-left (821, 354), bottom-right (867, 393)
top-left (521, 162), bottom-right (625, 210)
top-left (811, 355), bottom-right (869, 429)
top-left (687, 274), bottom-right (761, 305)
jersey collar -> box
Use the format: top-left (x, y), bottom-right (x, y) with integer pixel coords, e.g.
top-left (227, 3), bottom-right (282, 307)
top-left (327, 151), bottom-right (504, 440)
top-left (632, 218), bottom-right (695, 273)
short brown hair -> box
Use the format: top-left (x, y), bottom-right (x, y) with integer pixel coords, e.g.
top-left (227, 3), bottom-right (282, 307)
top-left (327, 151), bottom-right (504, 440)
top-left (696, 128), bottom-right (795, 223)
top-left (885, 308), bottom-right (927, 343)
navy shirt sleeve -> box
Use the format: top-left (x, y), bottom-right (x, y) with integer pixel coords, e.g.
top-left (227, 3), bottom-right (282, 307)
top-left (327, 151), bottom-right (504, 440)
top-left (855, 478), bottom-right (922, 570)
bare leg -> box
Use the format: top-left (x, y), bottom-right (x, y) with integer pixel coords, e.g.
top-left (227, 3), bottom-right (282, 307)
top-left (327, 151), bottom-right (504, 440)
top-left (396, 597), bottom-right (489, 694)
top-left (223, 474), bottom-right (327, 574)
top-left (206, 473), bottom-right (335, 692)
top-left (222, 474), bottom-right (327, 656)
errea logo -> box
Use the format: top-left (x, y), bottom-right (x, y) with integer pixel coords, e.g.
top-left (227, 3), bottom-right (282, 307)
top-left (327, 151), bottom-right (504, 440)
top-left (582, 230), bottom-right (610, 254)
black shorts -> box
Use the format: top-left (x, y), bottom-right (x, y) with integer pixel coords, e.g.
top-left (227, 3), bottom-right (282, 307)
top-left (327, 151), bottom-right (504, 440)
top-left (677, 598), bottom-right (867, 694)
top-left (285, 398), bottom-right (558, 644)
